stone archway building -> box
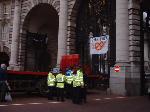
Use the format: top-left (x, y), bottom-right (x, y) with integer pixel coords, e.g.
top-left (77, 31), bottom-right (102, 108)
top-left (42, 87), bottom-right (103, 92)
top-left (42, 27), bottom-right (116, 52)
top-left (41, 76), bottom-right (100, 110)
top-left (0, 0), bottom-right (150, 96)
top-left (0, 0), bottom-right (79, 70)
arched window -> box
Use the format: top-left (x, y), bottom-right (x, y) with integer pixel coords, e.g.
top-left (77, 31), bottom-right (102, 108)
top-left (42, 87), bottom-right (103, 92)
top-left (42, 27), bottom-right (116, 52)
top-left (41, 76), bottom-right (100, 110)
top-left (3, 3), bottom-right (10, 15)
top-left (2, 23), bottom-right (9, 42)
top-left (3, 3), bottom-right (6, 14)
top-left (3, 46), bottom-right (9, 54)
top-left (1, 2), bottom-right (10, 42)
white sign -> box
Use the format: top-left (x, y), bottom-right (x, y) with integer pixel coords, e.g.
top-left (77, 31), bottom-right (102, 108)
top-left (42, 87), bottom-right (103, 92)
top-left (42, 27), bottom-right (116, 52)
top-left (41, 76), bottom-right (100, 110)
top-left (90, 35), bottom-right (109, 54)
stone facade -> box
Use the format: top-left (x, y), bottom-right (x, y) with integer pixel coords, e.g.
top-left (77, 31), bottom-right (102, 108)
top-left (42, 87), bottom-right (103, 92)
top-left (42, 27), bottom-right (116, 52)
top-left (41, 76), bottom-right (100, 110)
top-left (110, 0), bottom-right (150, 96)
top-left (0, 0), bottom-right (11, 54)
top-left (0, 0), bottom-right (149, 95)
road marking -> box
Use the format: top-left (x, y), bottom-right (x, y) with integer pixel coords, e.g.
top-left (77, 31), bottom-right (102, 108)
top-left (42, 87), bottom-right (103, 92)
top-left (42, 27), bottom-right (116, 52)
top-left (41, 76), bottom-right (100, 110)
top-left (94, 96), bottom-right (127, 101)
top-left (28, 103), bottom-right (43, 105)
top-left (95, 98), bottom-right (102, 101)
top-left (48, 101), bottom-right (61, 104)
top-left (0, 96), bottom-right (128, 107)
top-left (0, 104), bottom-right (8, 107)
top-left (1, 102), bottom-right (61, 107)
top-left (115, 96), bottom-right (126, 99)
top-left (104, 98), bottom-right (112, 100)
top-left (11, 104), bottom-right (25, 106)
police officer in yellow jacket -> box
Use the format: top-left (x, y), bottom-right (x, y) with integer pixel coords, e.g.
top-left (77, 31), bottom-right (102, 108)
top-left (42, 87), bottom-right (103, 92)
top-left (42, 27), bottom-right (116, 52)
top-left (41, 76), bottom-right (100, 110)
top-left (72, 65), bottom-right (86, 104)
top-left (56, 70), bottom-right (65, 101)
top-left (65, 67), bottom-right (73, 99)
top-left (47, 71), bottom-right (55, 100)
top-left (72, 66), bottom-right (83, 104)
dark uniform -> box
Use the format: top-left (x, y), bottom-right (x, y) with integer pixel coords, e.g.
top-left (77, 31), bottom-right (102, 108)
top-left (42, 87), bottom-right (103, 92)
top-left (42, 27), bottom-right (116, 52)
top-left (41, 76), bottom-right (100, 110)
top-left (65, 68), bottom-right (73, 99)
top-left (0, 64), bottom-right (8, 102)
top-left (47, 72), bottom-right (55, 100)
top-left (56, 71), bottom-right (65, 101)
top-left (72, 68), bottom-right (83, 104)
top-left (81, 73), bottom-right (87, 103)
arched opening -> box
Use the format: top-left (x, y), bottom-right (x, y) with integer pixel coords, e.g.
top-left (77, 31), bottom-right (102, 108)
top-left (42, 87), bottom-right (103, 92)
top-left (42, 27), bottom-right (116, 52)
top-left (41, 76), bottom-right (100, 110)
top-left (22, 3), bottom-right (59, 72)
top-left (0, 52), bottom-right (9, 66)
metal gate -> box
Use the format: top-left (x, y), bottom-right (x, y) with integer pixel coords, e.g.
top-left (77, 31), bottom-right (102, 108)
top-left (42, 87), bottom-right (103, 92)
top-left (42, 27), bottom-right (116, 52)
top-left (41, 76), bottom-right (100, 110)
top-left (24, 31), bottom-right (50, 72)
top-left (76, 0), bottom-right (116, 89)
top-left (76, 0), bottom-right (116, 76)
top-left (141, 1), bottom-right (150, 95)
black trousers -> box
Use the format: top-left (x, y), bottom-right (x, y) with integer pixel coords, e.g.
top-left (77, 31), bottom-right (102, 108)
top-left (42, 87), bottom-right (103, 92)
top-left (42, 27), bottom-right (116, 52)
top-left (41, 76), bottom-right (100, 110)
top-left (57, 88), bottom-right (64, 101)
top-left (0, 81), bottom-right (7, 102)
top-left (81, 87), bottom-right (87, 103)
top-left (48, 86), bottom-right (55, 100)
top-left (72, 86), bottom-right (81, 104)
top-left (65, 83), bottom-right (72, 99)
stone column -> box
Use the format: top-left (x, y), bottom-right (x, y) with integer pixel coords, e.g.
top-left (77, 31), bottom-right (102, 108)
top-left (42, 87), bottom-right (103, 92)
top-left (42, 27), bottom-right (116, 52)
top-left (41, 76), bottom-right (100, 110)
top-left (9, 0), bottom-right (20, 70)
top-left (144, 33), bottom-right (150, 70)
top-left (57, 0), bottom-right (68, 66)
top-left (128, 0), bottom-right (141, 95)
top-left (109, 0), bottom-right (129, 95)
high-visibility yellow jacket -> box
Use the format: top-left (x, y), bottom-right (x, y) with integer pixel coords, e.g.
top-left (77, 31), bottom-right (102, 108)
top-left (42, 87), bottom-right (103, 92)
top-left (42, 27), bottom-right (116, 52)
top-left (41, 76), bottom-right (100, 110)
top-left (47, 72), bottom-right (55, 87)
top-left (73, 74), bottom-right (82, 87)
top-left (77, 69), bottom-right (84, 86)
top-left (56, 73), bottom-right (65, 88)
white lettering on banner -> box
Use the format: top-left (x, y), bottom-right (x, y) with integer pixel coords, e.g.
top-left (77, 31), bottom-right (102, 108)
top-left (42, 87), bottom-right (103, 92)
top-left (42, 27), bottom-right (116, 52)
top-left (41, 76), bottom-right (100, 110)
top-left (90, 35), bottom-right (109, 54)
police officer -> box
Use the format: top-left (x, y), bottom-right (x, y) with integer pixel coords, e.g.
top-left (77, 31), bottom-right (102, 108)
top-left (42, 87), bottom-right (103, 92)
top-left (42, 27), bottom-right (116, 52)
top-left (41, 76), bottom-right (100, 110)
top-left (65, 67), bottom-right (73, 99)
top-left (56, 70), bottom-right (65, 101)
top-left (77, 66), bottom-right (86, 103)
top-left (72, 66), bottom-right (82, 104)
top-left (0, 63), bottom-right (8, 102)
top-left (47, 71), bottom-right (55, 100)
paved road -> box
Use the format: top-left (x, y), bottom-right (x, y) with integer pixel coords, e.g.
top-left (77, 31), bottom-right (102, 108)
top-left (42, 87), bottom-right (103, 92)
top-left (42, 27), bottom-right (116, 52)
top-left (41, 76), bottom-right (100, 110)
top-left (0, 90), bottom-right (150, 112)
